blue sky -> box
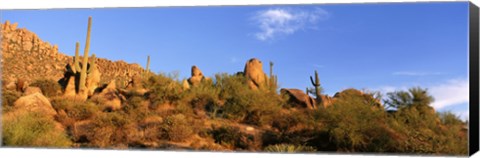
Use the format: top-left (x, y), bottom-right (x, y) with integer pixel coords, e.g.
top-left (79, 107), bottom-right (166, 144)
top-left (1, 2), bottom-right (470, 120)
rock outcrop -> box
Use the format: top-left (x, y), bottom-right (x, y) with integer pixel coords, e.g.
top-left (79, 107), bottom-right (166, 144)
top-left (12, 92), bottom-right (57, 117)
top-left (91, 80), bottom-right (124, 111)
top-left (280, 88), bottom-right (316, 109)
top-left (244, 58), bottom-right (267, 90)
top-left (1, 21), bottom-right (144, 87)
top-left (183, 65), bottom-right (211, 89)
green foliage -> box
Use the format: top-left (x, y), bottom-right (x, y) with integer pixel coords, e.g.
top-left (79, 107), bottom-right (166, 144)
top-left (145, 73), bottom-right (184, 106)
top-left (316, 90), bottom-right (390, 152)
top-left (29, 79), bottom-right (62, 97)
top-left (210, 125), bottom-right (257, 150)
top-left (181, 79), bottom-right (221, 118)
top-left (264, 144), bottom-right (316, 153)
top-left (51, 98), bottom-right (100, 121)
top-left (87, 111), bottom-right (136, 148)
top-left (215, 73), bottom-right (283, 126)
top-left (385, 87), bottom-right (434, 109)
top-left (2, 111), bottom-right (72, 147)
top-left (439, 111), bottom-right (464, 126)
top-left (1, 90), bottom-right (21, 113)
top-left (161, 114), bottom-right (194, 142)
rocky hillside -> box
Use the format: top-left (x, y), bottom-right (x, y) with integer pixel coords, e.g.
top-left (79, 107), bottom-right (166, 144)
top-left (1, 21), bottom-right (145, 86)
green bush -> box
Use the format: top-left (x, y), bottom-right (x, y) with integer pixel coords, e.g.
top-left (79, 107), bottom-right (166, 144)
top-left (264, 144), bottom-right (316, 153)
top-left (29, 79), bottom-right (62, 97)
top-left (2, 111), bottom-right (72, 147)
top-left (210, 125), bottom-right (257, 150)
top-left (314, 89), bottom-right (392, 152)
top-left (51, 98), bottom-right (100, 121)
top-left (215, 73), bottom-right (283, 126)
top-left (1, 90), bottom-right (21, 113)
top-left (87, 111), bottom-right (137, 148)
top-left (145, 73), bottom-right (184, 106)
top-left (181, 79), bottom-right (221, 118)
top-left (161, 114), bottom-right (194, 142)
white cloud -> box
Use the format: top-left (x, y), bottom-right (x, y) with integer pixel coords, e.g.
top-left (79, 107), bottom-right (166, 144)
top-left (429, 78), bottom-right (469, 109)
top-left (373, 78), bottom-right (469, 110)
top-left (392, 71), bottom-right (444, 76)
top-left (252, 8), bottom-right (329, 41)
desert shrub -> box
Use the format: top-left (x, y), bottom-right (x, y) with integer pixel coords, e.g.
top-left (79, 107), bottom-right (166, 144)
top-left (181, 80), bottom-right (221, 118)
top-left (123, 96), bottom-right (151, 121)
top-left (1, 90), bottom-right (21, 113)
top-left (161, 114), bottom-right (194, 142)
top-left (145, 73), bottom-right (184, 106)
top-left (438, 111), bottom-right (464, 126)
top-left (215, 73), bottom-right (283, 126)
top-left (264, 144), bottom-right (316, 153)
top-left (51, 98), bottom-right (100, 121)
top-left (29, 79), bottom-right (62, 97)
top-left (271, 110), bottom-right (311, 133)
top-left (2, 111), bottom-right (72, 147)
top-left (87, 111), bottom-right (137, 148)
top-left (313, 89), bottom-right (393, 152)
top-left (210, 125), bottom-right (257, 150)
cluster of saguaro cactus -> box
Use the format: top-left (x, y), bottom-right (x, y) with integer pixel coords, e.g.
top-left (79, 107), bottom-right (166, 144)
top-left (65, 16), bottom-right (99, 99)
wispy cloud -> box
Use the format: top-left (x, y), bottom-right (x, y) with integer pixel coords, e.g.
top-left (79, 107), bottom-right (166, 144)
top-left (251, 8), bottom-right (329, 41)
top-left (429, 78), bottom-right (469, 109)
top-left (373, 78), bottom-right (469, 116)
top-left (313, 64), bottom-right (325, 68)
top-left (392, 71), bottom-right (445, 76)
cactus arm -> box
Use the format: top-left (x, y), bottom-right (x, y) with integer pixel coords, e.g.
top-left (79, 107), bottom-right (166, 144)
top-left (79, 16), bottom-right (92, 91)
top-left (87, 53), bottom-right (96, 74)
top-left (73, 42), bottom-right (81, 73)
top-left (310, 76), bottom-right (317, 86)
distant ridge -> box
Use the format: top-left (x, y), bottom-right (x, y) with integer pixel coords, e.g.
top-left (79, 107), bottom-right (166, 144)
top-left (1, 21), bottom-right (145, 86)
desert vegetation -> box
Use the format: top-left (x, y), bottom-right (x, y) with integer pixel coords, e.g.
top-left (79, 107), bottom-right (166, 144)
top-left (0, 17), bottom-right (468, 156)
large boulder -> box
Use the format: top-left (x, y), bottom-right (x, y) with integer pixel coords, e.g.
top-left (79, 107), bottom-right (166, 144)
top-left (280, 88), bottom-right (316, 109)
top-left (91, 80), bottom-right (124, 111)
top-left (23, 86), bottom-right (42, 96)
top-left (86, 65), bottom-right (101, 96)
top-left (244, 58), bottom-right (266, 90)
top-left (12, 92), bottom-right (57, 117)
top-left (186, 65), bottom-right (211, 89)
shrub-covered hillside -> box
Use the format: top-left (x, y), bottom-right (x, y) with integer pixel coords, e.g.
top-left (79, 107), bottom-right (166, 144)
top-left (1, 71), bottom-right (468, 155)
top-left (1, 17), bottom-right (468, 156)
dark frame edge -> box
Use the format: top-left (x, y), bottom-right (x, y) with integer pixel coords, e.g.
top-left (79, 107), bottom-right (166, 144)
top-left (469, 1), bottom-right (480, 156)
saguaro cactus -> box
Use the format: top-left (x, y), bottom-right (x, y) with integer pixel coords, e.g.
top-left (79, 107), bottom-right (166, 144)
top-left (78, 16), bottom-right (92, 93)
top-left (73, 42), bottom-right (81, 73)
top-left (145, 55), bottom-right (150, 78)
top-left (310, 70), bottom-right (322, 106)
top-left (268, 61), bottom-right (278, 92)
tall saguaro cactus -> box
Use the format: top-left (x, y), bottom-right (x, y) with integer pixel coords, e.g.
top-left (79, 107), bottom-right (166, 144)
top-left (145, 55), bottom-right (150, 78)
top-left (310, 70), bottom-right (322, 105)
top-left (79, 16), bottom-right (92, 93)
